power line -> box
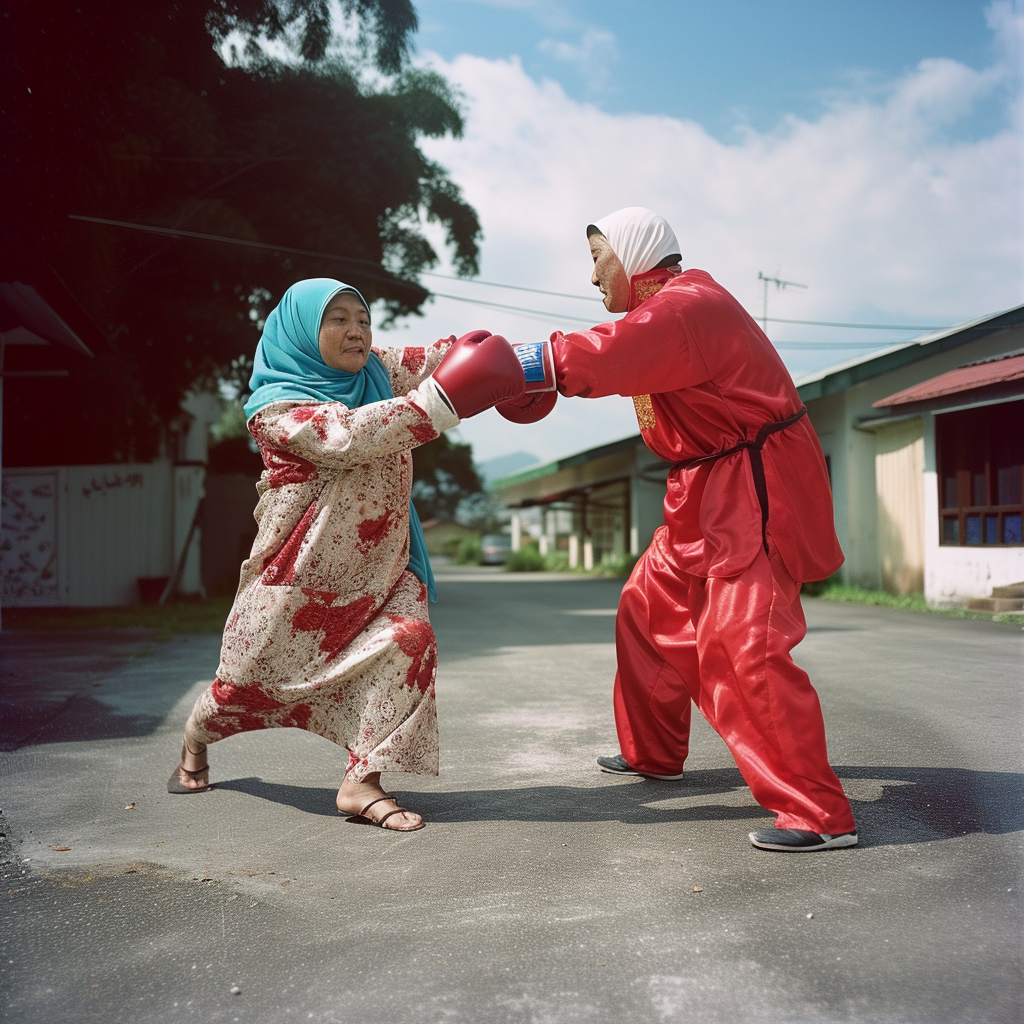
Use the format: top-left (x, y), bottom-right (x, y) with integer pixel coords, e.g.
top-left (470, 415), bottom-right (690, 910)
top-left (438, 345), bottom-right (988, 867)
top-left (67, 215), bottom-right (949, 333)
top-left (772, 340), bottom-right (900, 349)
top-left (422, 270), bottom-right (603, 304)
top-left (429, 291), bottom-right (597, 324)
top-left (68, 215), bottom-right (408, 287)
top-left (767, 316), bottom-right (942, 331)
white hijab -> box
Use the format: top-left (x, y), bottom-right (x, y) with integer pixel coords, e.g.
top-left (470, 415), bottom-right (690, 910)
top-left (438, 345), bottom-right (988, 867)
top-left (591, 207), bottom-right (680, 281)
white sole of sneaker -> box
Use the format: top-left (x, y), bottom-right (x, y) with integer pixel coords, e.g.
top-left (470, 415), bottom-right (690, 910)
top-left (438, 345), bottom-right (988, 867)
top-left (748, 832), bottom-right (858, 852)
top-left (599, 766), bottom-right (684, 781)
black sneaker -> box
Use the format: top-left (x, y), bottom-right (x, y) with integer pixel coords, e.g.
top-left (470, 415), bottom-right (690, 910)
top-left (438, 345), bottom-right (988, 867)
top-left (597, 754), bottom-right (684, 781)
top-left (749, 828), bottom-right (858, 852)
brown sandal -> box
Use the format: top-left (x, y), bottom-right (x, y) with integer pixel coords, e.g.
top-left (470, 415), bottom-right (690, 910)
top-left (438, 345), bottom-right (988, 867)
top-left (349, 795), bottom-right (424, 831)
top-left (167, 742), bottom-right (211, 794)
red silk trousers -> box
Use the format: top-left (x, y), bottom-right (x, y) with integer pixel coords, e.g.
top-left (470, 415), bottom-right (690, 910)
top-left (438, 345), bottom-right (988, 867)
top-left (614, 536), bottom-right (856, 834)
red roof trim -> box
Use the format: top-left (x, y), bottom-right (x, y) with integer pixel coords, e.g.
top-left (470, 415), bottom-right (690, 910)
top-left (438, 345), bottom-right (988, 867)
top-left (873, 354), bottom-right (1024, 408)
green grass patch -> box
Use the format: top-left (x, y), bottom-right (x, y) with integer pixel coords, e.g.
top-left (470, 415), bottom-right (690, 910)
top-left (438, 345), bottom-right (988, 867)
top-left (807, 582), bottom-right (1024, 626)
top-left (2, 596), bottom-right (234, 637)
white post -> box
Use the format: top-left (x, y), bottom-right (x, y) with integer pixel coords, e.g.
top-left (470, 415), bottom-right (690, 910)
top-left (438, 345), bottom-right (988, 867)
top-left (630, 525), bottom-right (639, 556)
top-left (538, 534), bottom-right (548, 556)
top-left (511, 513), bottom-right (521, 552)
top-left (568, 534), bottom-right (579, 569)
top-left (583, 539), bottom-right (594, 571)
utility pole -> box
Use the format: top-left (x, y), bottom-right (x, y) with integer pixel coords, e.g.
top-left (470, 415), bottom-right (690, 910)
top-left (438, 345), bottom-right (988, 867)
top-left (758, 271), bottom-right (807, 334)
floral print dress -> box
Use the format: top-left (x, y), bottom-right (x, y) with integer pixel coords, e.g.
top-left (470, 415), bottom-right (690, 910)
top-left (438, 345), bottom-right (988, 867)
top-left (184, 341), bottom-right (458, 780)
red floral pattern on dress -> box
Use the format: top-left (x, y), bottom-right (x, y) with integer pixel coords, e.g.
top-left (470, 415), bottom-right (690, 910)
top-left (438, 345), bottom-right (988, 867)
top-left (292, 589), bottom-right (377, 662)
top-left (260, 446), bottom-right (319, 487)
top-left (408, 421), bottom-right (436, 444)
top-left (183, 342), bottom-right (455, 782)
top-left (389, 616), bottom-right (437, 693)
top-left (357, 510), bottom-right (394, 551)
top-left (262, 502), bottom-right (318, 585)
top-left (401, 347), bottom-right (426, 374)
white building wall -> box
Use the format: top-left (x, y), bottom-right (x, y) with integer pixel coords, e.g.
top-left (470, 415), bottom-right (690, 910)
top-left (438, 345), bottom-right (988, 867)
top-left (0, 461), bottom-right (207, 607)
top-left (803, 325), bottom-right (1024, 594)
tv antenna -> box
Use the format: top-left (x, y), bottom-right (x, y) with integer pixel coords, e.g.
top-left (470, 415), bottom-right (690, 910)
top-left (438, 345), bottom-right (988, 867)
top-left (758, 271), bottom-right (807, 333)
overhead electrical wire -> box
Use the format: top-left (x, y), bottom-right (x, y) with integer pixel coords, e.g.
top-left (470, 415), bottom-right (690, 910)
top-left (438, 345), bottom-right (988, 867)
top-left (68, 215), bottom-right (948, 336)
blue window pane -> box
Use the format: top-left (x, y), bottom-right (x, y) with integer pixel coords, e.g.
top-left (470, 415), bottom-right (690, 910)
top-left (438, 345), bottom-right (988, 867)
top-left (942, 518), bottom-right (959, 545)
top-left (966, 515), bottom-right (982, 545)
top-left (985, 516), bottom-right (999, 544)
top-left (1004, 515), bottom-right (1023, 545)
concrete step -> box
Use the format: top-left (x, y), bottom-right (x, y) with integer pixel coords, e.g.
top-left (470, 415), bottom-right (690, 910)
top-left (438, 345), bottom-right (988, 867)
top-left (967, 597), bottom-right (1024, 613)
top-left (991, 581), bottom-right (1024, 599)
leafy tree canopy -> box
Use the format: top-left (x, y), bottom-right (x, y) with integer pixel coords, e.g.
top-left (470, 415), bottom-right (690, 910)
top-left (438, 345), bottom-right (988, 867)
top-left (411, 434), bottom-right (484, 524)
top-left (1, 0), bottom-right (480, 465)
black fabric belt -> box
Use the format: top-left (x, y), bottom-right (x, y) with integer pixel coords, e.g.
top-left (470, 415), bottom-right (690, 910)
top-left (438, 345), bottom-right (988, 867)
top-left (673, 406), bottom-right (808, 555)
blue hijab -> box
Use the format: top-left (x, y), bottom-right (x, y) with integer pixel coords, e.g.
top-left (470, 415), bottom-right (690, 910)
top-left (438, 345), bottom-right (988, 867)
top-left (244, 278), bottom-right (437, 603)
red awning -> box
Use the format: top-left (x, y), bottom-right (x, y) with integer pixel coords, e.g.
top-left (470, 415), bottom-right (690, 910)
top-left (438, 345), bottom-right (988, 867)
top-left (873, 352), bottom-right (1024, 408)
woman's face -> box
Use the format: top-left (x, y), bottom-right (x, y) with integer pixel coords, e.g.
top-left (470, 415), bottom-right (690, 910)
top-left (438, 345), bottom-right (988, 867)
top-left (589, 233), bottom-right (630, 313)
top-left (318, 291), bottom-right (372, 372)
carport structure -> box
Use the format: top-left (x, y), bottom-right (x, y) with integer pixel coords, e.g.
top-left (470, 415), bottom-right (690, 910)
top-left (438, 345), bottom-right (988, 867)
top-left (491, 435), bottom-right (670, 568)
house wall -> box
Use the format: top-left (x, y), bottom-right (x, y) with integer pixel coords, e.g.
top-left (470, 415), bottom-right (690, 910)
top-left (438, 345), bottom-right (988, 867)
top-left (874, 418), bottom-right (925, 594)
top-left (802, 324), bottom-right (1024, 593)
top-left (804, 391), bottom-right (858, 581)
top-left (631, 444), bottom-right (667, 554)
top-left (1, 461), bottom-right (205, 607)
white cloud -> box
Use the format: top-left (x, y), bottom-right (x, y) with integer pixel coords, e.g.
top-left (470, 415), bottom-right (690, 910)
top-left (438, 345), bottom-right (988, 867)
top-left (381, 15), bottom-right (1022, 467)
top-left (537, 28), bottom-right (619, 91)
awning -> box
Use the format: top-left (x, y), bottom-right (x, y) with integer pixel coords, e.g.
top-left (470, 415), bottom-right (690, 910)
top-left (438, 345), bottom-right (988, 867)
top-left (873, 350), bottom-right (1024, 408)
top-left (0, 282), bottom-right (94, 356)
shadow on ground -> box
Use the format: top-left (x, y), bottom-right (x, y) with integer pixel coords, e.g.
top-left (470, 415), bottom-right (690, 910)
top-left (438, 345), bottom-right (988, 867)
top-left (215, 765), bottom-right (1024, 844)
top-left (0, 631), bottom-right (216, 750)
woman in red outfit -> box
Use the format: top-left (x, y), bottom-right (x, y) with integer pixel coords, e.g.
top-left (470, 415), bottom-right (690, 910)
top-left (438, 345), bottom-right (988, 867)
top-left (511, 208), bottom-right (857, 852)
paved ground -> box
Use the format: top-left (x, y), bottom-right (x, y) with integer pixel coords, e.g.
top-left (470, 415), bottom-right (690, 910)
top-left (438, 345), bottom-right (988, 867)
top-left (1, 569), bottom-right (1022, 1024)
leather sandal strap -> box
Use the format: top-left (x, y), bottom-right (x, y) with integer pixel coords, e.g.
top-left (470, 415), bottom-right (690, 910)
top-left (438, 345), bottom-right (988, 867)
top-left (358, 795), bottom-right (395, 818)
top-left (179, 764), bottom-right (209, 778)
top-left (376, 807), bottom-right (412, 828)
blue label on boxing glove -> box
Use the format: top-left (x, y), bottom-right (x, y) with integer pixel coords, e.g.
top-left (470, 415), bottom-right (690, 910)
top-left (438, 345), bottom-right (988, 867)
top-left (515, 342), bottom-right (547, 383)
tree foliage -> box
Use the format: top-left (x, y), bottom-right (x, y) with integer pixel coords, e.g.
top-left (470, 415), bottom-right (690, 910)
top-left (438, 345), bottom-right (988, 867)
top-left (411, 434), bottom-right (484, 523)
top-left (1, 0), bottom-right (480, 465)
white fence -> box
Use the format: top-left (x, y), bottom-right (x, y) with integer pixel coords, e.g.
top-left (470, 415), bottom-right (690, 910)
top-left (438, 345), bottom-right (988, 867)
top-left (1, 462), bottom-right (204, 607)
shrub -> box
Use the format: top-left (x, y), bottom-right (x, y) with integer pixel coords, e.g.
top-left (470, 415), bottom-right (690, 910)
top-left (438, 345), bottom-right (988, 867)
top-left (543, 551), bottom-right (570, 572)
top-left (506, 546), bottom-right (545, 572)
top-left (600, 553), bottom-right (639, 579)
top-left (454, 536), bottom-right (482, 565)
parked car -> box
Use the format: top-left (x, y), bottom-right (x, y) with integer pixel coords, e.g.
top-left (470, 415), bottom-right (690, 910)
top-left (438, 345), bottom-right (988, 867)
top-left (480, 534), bottom-right (512, 565)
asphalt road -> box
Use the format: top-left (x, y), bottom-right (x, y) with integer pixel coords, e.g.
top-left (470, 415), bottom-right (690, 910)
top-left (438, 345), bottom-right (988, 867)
top-left (1, 568), bottom-right (1022, 1024)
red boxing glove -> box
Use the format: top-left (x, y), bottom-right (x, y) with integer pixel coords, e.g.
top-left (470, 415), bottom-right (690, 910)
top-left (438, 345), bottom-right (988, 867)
top-left (495, 339), bottom-right (558, 422)
top-left (496, 390), bottom-right (557, 424)
top-left (430, 330), bottom-right (526, 419)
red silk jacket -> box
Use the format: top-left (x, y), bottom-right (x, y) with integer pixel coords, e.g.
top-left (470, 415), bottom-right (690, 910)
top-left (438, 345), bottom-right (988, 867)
top-left (551, 269), bottom-right (843, 582)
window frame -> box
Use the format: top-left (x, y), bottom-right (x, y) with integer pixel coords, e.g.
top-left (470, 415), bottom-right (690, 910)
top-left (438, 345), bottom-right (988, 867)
top-left (936, 399), bottom-right (1023, 547)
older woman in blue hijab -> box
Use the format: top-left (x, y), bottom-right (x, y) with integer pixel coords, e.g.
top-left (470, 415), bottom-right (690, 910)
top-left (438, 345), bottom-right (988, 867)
top-left (169, 279), bottom-right (523, 831)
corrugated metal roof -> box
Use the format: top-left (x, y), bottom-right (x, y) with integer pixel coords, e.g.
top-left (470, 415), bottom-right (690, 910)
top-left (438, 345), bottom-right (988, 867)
top-left (794, 303), bottom-right (1024, 402)
top-left (0, 282), bottom-right (93, 356)
top-left (489, 433), bottom-right (644, 490)
top-left (873, 352), bottom-right (1024, 408)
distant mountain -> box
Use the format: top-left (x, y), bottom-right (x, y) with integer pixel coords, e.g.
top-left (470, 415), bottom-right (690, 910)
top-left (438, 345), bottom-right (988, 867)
top-left (478, 451), bottom-right (542, 484)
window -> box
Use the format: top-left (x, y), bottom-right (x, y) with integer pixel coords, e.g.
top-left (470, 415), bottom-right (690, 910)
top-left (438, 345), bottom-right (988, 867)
top-left (936, 400), bottom-right (1023, 546)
